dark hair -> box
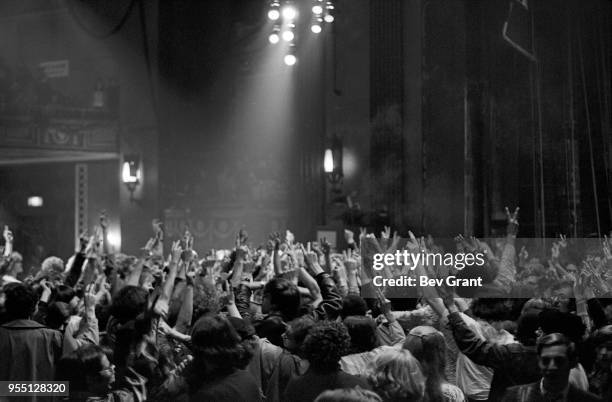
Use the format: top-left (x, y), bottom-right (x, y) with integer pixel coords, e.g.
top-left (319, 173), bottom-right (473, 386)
top-left (263, 277), bottom-right (300, 321)
top-left (536, 333), bottom-right (577, 366)
top-left (403, 329), bottom-right (446, 402)
top-left (343, 316), bottom-right (379, 354)
top-left (56, 344), bottom-right (111, 392)
top-left (53, 284), bottom-right (76, 304)
top-left (187, 315), bottom-right (245, 388)
top-left (4, 283), bottom-right (38, 319)
top-left (470, 298), bottom-right (515, 321)
top-left (226, 316), bottom-right (257, 369)
top-left (110, 286), bottom-right (149, 323)
top-left (286, 316), bottom-right (316, 355)
top-left (516, 312), bottom-right (540, 346)
top-left (341, 295), bottom-right (368, 319)
top-left (538, 309), bottom-right (586, 344)
top-left (302, 321), bottom-right (351, 372)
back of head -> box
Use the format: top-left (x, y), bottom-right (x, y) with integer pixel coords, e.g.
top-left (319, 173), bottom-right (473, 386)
top-left (264, 277), bottom-right (300, 320)
top-left (403, 326), bottom-right (446, 402)
top-left (41, 256), bottom-right (64, 275)
top-left (341, 295), bottom-right (368, 319)
top-left (4, 283), bottom-right (38, 320)
top-left (314, 387), bottom-right (382, 402)
top-left (538, 309), bottom-right (586, 344)
top-left (516, 312), bottom-right (541, 346)
top-left (367, 349), bottom-right (425, 402)
top-left (110, 285), bottom-right (149, 323)
top-left (343, 315), bottom-right (379, 354)
top-left (302, 321), bottom-right (351, 372)
top-left (53, 284), bottom-right (76, 304)
top-left (57, 344), bottom-right (109, 392)
top-left (189, 315), bottom-right (244, 383)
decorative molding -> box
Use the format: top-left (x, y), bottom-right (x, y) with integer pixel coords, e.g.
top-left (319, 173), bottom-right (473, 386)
top-left (0, 117), bottom-right (118, 153)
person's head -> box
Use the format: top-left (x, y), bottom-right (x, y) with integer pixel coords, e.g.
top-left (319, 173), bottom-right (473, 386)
top-left (341, 295), bottom-right (368, 319)
top-left (53, 284), bottom-right (76, 306)
top-left (57, 344), bottom-right (115, 396)
top-left (536, 333), bottom-right (577, 388)
top-left (189, 315), bottom-right (245, 383)
top-left (7, 252), bottom-right (23, 276)
top-left (3, 283), bottom-right (38, 320)
top-left (367, 349), bottom-right (426, 402)
top-left (516, 312), bottom-right (540, 346)
top-left (343, 315), bottom-right (379, 354)
top-left (41, 256), bottom-right (64, 275)
top-left (403, 326), bottom-right (447, 401)
top-left (538, 309), bottom-right (586, 344)
top-left (314, 387), bottom-right (382, 402)
top-left (282, 316), bottom-right (315, 354)
top-left (109, 285), bottom-right (149, 324)
top-left (302, 321), bottom-right (351, 372)
top-left (226, 316), bottom-right (257, 369)
top-left (262, 277), bottom-right (300, 320)
top-left (521, 298), bottom-right (547, 316)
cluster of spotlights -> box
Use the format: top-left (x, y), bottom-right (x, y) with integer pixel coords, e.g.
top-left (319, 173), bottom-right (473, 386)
top-left (267, 0), bottom-right (335, 65)
top-left (268, 1), bottom-right (300, 65)
top-left (311, 0), bottom-right (334, 32)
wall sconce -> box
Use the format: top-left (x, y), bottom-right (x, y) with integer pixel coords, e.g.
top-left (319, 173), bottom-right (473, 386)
top-left (323, 136), bottom-right (343, 187)
top-left (122, 154), bottom-right (141, 202)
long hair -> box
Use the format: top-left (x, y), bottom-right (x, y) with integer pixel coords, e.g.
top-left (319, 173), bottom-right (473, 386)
top-left (367, 349), bottom-right (426, 402)
top-left (186, 315), bottom-right (245, 391)
top-left (403, 327), bottom-right (447, 402)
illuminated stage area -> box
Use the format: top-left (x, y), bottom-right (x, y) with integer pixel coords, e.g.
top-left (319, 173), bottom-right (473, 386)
top-left (1, 1), bottom-right (612, 401)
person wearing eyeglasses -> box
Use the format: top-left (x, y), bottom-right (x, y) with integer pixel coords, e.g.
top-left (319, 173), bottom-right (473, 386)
top-left (57, 344), bottom-right (145, 402)
top-left (501, 333), bottom-right (601, 402)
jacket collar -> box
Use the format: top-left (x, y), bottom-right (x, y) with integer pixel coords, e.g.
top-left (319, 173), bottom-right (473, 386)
top-left (1, 319), bottom-right (48, 330)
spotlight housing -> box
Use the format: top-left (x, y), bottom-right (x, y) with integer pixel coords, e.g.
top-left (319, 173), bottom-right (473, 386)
top-left (312, 5), bottom-right (323, 14)
top-left (268, 9), bottom-right (280, 20)
top-left (269, 32), bottom-right (280, 44)
top-left (311, 23), bottom-right (322, 33)
top-left (324, 13), bottom-right (334, 23)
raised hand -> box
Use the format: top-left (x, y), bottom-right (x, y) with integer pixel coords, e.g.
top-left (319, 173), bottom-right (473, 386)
top-left (405, 231), bottom-right (421, 253)
top-left (343, 249), bottom-right (359, 276)
top-left (2, 226), bottom-right (13, 256)
top-left (344, 229), bottom-right (355, 245)
top-left (518, 246), bottom-right (529, 266)
top-left (99, 211), bottom-right (109, 230)
top-left (320, 237), bottom-right (331, 255)
top-left (171, 240), bottom-right (183, 263)
top-left (505, 206), bottom-right (520, 236)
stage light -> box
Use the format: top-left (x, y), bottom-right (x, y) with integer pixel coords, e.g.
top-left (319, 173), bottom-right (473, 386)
top-left (282, 5), bottom-right (297, 21)
top-left (324, 14), bottom-right (334, 23)
top-left (282, 30), bottom-right (295, 42)
top-left (312, 5), bottom-right (323, 14)
top-left (324, 149), bottom-right (334, 173)
top-left (269, 32), bottom-right (280, 44)
top-left (268, 9), bottom-right (280, 20)
top-left (122, 154), bottom-right (141, 202)
top-left (106, 230), bottom-right (121, 250)
top-left (284, 54), bottom-right (297, 66)
top-left (311, 23), bottom-right (322, 33)
top-left (27, 196), bottom-right (43, 208)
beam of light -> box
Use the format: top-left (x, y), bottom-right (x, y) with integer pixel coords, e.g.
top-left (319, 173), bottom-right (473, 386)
top-left (324, 149), bottom-right (334, 172)
top-left (106, 230), bottom-right (121, 250)
top-left (282, 30), bottom-right (295, 42)
top-left (284, 54), bottom-right (297, 66)
top-left (281, 5), bottom-right (297, 21)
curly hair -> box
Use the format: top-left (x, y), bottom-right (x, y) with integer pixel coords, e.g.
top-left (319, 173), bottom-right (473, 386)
top-left (302, 321), bottom-right (351, 372)
top-left (367, 349), bottom-right (425, 402)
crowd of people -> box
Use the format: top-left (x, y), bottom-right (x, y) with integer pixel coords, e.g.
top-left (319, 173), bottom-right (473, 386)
top-left (1, 208), bottom-right (612, 402)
